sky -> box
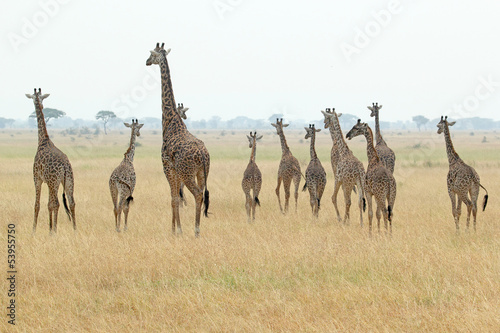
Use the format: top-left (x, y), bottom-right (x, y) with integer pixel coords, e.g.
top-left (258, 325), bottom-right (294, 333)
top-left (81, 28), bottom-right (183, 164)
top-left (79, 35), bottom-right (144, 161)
top-left (2, 0), bottom-right (500, 123)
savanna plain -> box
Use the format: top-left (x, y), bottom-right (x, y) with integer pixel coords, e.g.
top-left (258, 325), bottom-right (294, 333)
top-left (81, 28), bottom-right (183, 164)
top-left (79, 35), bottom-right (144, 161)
top-left (1, 128), bottom-right (500, 332)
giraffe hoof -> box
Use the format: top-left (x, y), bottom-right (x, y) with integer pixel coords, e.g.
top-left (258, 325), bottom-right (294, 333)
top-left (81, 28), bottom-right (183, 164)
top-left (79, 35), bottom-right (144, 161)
top-left (116, 228), bottom-right (121, 233)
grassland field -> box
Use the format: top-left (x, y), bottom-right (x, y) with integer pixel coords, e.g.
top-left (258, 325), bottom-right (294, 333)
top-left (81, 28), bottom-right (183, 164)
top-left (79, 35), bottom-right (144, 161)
top-left (1, 128), bottom-right (500, 332)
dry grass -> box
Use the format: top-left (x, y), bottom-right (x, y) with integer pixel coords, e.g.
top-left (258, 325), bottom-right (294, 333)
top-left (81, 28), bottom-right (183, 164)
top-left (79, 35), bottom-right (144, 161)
top-left (1, 129), bottom-right (500, 332)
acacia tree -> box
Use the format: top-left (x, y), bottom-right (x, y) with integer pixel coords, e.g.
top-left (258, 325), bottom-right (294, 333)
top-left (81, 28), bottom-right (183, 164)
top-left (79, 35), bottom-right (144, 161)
top-left (29, 108), bottom-right (66, 124)
top-left (412, 115), bottom-right (429, 131)
top-left (96, 110), bottom-right (116, 135)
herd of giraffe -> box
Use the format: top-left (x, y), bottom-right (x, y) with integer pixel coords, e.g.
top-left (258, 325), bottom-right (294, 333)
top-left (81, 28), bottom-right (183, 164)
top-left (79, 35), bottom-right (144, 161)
top-left (25, 43), bottom-right (489, 236)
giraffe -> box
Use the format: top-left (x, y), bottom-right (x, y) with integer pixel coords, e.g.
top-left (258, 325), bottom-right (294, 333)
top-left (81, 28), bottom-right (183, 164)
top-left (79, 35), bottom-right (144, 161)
top-left (25, 88), bottom-right (76, 234)
top-left (437, 116), bottom-right (488, 232)
top-left (367, 102), bottom-right (396, 173)
top-left (302, 124), bottom-right (327, 217)
top-left (322, 108), bottom-right (365, 225)
top-left (146, 43), bottom-right (210, 237)
top-left (177, 103), bottom-right (189, 120)
top-left (346, 120), bottom-right (396, 233)
top-left (271, 118), bottom-right (302, 214)
top-left (242, 131), bottom-right (263, 222)
top-left (109, 119), bottom-right (143, 232)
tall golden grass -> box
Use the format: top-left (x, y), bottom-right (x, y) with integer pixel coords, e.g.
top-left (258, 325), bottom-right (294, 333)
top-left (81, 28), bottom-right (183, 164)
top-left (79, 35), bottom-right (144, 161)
top-left (1, 129), bottom-right (499, 332)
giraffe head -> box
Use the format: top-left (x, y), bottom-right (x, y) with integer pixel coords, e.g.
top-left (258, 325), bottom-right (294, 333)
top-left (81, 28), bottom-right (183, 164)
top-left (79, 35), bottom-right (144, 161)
top-left (367, 102), bottom-right (382, 118)
top-left (124, 119), bottom-right (144, 137)
top-left (271, 118), bottom-right (289, 135)
top-left (25, 88), bottom-right (50, 109)
top-left (146, 42), bottom-right (171, 66)
top-left (321, 108), bottom-right (342, 129)
top-left (345, 119), bottom-right (368, 140)
top-left (246, 131), bottom-right (263, 148)
top-left (177, 103), bottom-right (189, 120)
top-left (436, 116), bottom-right (456, 134)
top-left (304, 124), bottom-right (321, 139)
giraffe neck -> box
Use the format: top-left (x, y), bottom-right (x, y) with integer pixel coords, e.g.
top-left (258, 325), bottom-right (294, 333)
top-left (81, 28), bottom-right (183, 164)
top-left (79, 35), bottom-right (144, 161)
top-left (309, 133), bottom-right (318, 160)
top-left (329, 114), bottom-right (350, 156)
top-left (124, 130), bottom-right (137, 162)
top-left (278, 131), bottom-right (290, 155)
top-left (250, 141), bottom-right (257, 163)
top-left (35, 102), bottom-right (49, 145)
top-left (159, 53), bottom-right (178, 139)
top-left (363, 126), bottom-right (380, 164)
top-left (374, 111), bottom-right (385, 145)
top-left (443, 124), bottom-right (460, 164)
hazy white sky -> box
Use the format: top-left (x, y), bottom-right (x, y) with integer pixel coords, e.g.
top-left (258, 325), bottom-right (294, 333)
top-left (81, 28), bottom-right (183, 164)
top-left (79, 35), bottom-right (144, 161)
top-left (2, 0), bottom-right (500, 123)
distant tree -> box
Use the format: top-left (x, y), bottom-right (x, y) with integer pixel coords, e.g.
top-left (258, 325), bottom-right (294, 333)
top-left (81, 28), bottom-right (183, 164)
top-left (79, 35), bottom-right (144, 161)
top-left (412, 115), bottom-right (429, 131)
top-left (0, 117), bottom-right (15, 128)
top-left (29, 108), bottom-right (66, 125)
top-left (95, 110), bottom-right (116, 134)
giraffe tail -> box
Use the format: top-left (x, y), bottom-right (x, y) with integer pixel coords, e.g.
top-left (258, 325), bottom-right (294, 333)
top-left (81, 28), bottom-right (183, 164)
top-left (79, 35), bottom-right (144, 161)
top-left (126, 196), bottom-right (134, 207)
top-left (387, 205), bottom-right (392, 222)
top-left (62, 192), bottom-right (71, 222)
top-left (480, 184), bottom-right (488, 211)
top-left (202, 156), bottom-right (210, 218)
top-left (62, 169), bottom-right (72, 222)
top-left (254, 196), bottom-right (260, 206)
top-left (302, 181), bottom-right (307, 192)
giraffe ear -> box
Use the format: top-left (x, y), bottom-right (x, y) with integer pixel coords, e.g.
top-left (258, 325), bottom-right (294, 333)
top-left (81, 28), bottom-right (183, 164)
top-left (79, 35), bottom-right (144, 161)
top-left (246, 135), bottom-right (251, 141)
top-left (271, 123), bottom-right (277, 128)
top-left (283, 123), bottom-right (289, 127)
top-left (378, 105), bottom-right (383, 109)
top-left (256, 135), bottom-right (263, 140)
top-left (40, 94), bottom-right (50, 100)
top-left (304, 127), bottom-right (309, 131)
top-left (137, 124), bottom-right (144, 129)
top-left (25, 94), bottom-right (34, 99)
top-left (124, 122), bottom-right (131, 128)
top-left (315, 128), bottom-right (321, 133)
top-left (448, 121), bottom-right (456, 127)
top-left (183, 107), bottom-right (189, 112)
top-left (367, 106), bottom-right (373, 111)
top-left (337, 113), bottom-right (342, 117)
top-left (165, 48), bottom-right (171, 55)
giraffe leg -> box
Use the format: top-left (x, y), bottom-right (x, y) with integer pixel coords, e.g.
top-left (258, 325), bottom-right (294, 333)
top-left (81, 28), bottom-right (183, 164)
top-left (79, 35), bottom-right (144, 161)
top-left (66, 193), bottom-right (76, 231)
top-left (283, 178), bottom-right (292, 214)
top-left (341, 183), bottom-right (353, 225)
top-left (375, 196), bottom-right (388, 234)
top-left (170, 181), bottom-right (182, 235)
top-left (244, 192), bottom-right (252, 223)
top-left (48, 186), bottom-right (60, 234)
top-left (356, 178), bottom-right (364, 227)
top-left (293, 174), bottom-right (301, 213)
top-left (183, 179), bottom-right (203, 237)
top-left (331, 179), bottom-right (342, 222)
top-left (375, 206), bottom-right (382, 232)
top-left (64, 168), bottom-right (76, 230)
top-left (253, 181), bottom-right (262, 222)
top-left (449, 190), bottom-right (459, 233)
top-left (365, 193), bottom-right (374, 235)
top-left (123, 201), bottom-right (130, 232)
top-left (469, 186), bottom-right (479, 232)
top-left (110, 181), bottom-right (119, 231)
top-left (117, 194), bottom-right (125, 232)
top-left (459, 192), bottom-right (472, 231)
top-left (33, 178), bottom-right (42, 234)
top-left (275, 176), bottom-right (284, 214)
